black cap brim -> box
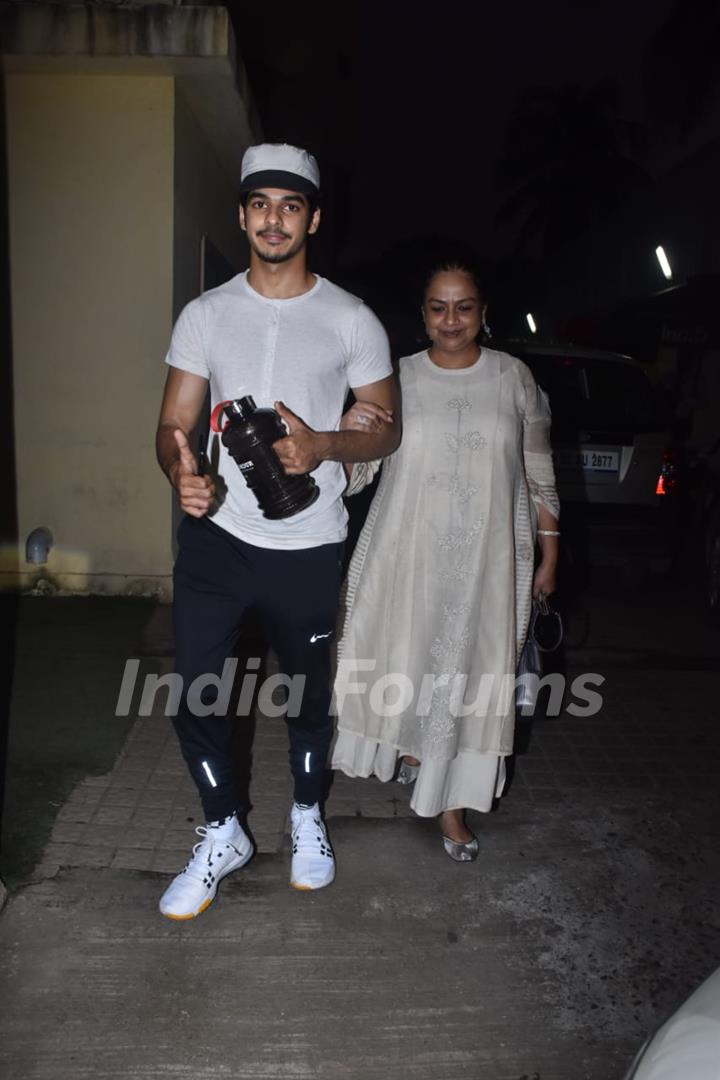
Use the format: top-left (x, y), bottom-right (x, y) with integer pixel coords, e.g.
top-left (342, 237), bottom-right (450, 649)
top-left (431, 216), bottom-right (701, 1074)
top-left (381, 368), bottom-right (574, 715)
top-left (239, 170), bottom-right (318, 196)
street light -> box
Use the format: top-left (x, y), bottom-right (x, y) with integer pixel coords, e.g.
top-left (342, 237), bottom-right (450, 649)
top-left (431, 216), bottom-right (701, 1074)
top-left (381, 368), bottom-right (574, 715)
top-left (526, 313), bottom-right (537, 334)
top-left (655, 245), bottom-right (672, 280)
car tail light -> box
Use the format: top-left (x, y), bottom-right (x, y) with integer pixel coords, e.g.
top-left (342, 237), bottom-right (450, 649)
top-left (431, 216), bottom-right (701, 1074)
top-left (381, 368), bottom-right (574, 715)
top-left (656, 449), bottom-right (681, 496)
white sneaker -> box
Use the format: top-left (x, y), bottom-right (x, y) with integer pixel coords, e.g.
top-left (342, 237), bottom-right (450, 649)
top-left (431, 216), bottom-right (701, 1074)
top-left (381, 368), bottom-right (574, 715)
top-left (159, 819), bottom-right (253, 920)
top-left (290, 803), bottom-right (335, 891)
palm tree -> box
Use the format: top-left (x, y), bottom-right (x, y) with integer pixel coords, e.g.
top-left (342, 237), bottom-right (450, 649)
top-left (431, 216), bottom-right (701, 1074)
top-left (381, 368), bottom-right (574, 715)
top-left (496, 83), bottom-right (648, 255)
top-left (644, 0), bottom-right (720, 140)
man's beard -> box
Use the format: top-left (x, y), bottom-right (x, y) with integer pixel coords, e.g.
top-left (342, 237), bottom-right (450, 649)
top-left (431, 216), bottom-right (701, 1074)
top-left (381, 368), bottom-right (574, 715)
top-left (250, 232), bottom-right (307, 264)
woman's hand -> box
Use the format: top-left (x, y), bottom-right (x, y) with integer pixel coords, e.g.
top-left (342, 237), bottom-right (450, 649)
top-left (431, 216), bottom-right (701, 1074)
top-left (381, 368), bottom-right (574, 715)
top-left (340, 400), bottom-right (394, 433)
top-left (533, 560), bottom-right (557, 599)
top-left (534, 507), bottom-right (559, 599)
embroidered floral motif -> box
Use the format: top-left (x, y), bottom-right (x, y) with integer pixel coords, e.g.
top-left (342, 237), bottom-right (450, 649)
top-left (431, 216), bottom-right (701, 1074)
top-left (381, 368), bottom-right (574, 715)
top-left (465, 430), bottom-right (487, 450)
top-left (442, 601), bottom-right (472, 618)
top-left (446, 430), bottom-right (487, 452)
top-left (430, 627), bottom-right (471, 660)
top-left (448, 475), bottom-right (479, 503)
top-left (438, 564), bottom-right (472, 583)
top-left (436, 520), bottom-right (484, 552)
top-left (417, 666), bottom-right (467, 746)
top-left (418, 397), bottom-right (492, 746)
top-left (419, 697), bottom-right (457, 745)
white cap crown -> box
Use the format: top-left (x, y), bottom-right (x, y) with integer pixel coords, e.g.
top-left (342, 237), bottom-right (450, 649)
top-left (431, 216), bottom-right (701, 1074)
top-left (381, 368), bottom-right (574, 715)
top-left (240, 143), bottom-right (320, 195)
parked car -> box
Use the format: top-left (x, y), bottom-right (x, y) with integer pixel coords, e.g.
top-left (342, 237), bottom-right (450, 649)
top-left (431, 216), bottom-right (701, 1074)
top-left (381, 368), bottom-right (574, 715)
top-left (513, 345), bottom-right (684, 580)
top-left (623, 964), bottom-right (720, 1079)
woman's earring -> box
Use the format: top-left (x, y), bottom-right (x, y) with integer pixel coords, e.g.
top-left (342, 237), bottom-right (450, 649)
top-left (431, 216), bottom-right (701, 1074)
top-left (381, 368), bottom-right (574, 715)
top-left (482, 322), bottom-right (492, 340)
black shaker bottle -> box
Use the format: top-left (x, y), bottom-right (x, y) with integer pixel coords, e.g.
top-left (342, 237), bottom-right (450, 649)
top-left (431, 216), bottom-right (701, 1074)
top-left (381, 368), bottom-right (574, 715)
top-left (210, 396), bottom-right (320, 519)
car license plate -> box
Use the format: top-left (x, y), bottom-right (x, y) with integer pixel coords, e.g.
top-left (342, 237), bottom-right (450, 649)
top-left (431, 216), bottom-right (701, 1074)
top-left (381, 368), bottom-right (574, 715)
top-left (555, 449), bottom-right (620, 473)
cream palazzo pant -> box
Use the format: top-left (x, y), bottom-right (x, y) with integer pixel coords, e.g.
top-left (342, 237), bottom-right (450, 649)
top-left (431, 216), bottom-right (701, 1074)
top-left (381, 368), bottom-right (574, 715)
top-left (332, 730), bottom-right (506, 817)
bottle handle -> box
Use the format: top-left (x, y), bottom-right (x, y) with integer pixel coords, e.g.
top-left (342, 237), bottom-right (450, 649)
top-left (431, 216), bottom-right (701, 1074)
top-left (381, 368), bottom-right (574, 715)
top-left (210, 400), bottom-right (232, 434)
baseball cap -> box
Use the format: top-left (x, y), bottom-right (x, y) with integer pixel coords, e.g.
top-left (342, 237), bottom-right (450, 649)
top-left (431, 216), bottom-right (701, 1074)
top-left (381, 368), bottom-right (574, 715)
top-left (239, 143), bottom-right (320, 196)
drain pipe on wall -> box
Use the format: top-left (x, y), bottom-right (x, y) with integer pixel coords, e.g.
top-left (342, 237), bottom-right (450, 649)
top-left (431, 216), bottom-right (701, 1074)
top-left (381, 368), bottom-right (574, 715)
top-left (25, 527), bottom-right (53, 565)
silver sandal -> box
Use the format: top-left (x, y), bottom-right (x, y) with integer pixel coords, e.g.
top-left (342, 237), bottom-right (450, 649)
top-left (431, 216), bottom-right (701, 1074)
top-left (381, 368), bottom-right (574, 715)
top-left (442, 833), bottom-right (479, 862)
top-left (396, 761), bottom-right (420, 785)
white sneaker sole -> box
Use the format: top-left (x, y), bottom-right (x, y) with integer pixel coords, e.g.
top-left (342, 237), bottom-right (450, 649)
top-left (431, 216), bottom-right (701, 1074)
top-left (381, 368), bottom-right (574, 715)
top-left (290, 865), bottom-right (336, 891)
top-left (159, 845), bottom-right (254, 920)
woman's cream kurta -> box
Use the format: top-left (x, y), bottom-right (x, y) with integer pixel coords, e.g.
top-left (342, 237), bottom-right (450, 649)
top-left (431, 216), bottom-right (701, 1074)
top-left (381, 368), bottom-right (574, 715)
top-left (332, 348), bottom-right (559, 816)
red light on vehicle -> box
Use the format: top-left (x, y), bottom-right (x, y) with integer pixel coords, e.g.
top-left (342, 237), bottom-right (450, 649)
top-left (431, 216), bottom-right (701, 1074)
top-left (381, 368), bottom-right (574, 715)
top-left (656, 448), bottom-right (680, 497)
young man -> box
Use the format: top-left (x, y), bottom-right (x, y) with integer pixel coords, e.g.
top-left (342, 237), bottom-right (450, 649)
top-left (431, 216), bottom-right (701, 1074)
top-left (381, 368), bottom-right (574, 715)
top-left (155, 143), bottom-right (398, 919)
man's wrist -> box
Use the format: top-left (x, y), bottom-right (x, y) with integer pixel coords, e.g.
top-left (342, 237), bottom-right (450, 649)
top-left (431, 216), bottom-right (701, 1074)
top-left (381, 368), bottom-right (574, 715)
top-left (314, 428), bottom-right (386, 464)
top-left (167, 458), bottom-right (181, 488)
top-left (312, 430), bottom-right (334, 463)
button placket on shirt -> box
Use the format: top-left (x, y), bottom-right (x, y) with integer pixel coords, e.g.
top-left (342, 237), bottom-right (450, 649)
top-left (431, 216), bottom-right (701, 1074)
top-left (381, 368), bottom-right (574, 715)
top-left (260, 303), bottom-right (281, 404)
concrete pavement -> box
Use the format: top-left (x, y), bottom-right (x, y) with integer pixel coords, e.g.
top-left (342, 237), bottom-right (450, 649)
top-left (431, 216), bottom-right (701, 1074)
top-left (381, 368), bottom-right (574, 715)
top-left (1, 592), bottom-right (720, 1079)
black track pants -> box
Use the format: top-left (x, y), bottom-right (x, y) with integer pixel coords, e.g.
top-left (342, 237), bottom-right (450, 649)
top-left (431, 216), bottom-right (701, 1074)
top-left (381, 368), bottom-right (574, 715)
top-left (172, 515), bottom-right (343, 822)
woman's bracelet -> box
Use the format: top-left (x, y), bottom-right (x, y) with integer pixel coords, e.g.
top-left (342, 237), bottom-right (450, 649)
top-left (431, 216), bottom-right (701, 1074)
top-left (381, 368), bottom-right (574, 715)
top-left (537, 529), bottom-right (561, 537)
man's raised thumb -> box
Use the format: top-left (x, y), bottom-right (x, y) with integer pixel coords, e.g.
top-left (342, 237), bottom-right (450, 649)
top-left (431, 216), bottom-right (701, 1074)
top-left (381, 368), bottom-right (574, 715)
top-left (274, 400), bottom-right (300, 433)
top-left (173, 428), bottom-right (196, 474)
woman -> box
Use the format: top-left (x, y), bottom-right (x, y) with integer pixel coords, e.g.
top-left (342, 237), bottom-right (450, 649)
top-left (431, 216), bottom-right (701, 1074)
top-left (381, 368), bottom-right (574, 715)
top-left (332, 261), bottom-right (560, 860)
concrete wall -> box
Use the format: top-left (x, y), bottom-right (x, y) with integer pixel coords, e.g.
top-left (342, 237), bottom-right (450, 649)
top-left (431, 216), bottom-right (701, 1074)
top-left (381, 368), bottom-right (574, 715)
top-left (167, 87), bottom-right (248, 546)
top-left (3, 73), bottom-right (175, 597)
top-left (172, 87), bottom-right (244, 318)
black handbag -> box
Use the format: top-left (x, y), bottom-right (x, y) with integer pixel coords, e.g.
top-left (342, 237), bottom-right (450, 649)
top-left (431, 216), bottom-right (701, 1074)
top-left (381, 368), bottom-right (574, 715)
top-left (516, 594), bottom-right (563, 712)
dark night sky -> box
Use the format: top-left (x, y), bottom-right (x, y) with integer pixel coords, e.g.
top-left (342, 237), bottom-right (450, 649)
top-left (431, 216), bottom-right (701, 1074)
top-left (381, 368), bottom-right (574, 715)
top-left (344, 0), bottom-right (669, 263)
top-left (239, 0), bottom-right (718, 274)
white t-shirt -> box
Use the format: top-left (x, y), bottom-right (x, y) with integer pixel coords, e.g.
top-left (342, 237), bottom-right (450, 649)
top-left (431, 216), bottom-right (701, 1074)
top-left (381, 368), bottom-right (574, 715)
top-left (165, 271), bottom-right (392, 549)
